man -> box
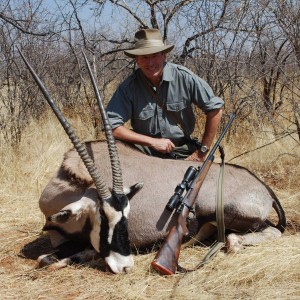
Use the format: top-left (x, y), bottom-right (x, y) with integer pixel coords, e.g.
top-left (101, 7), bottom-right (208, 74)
top-left (107, 28), bottom-right (224, 161)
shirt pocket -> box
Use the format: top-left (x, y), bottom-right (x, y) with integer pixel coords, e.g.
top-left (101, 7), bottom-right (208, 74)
top-left (166, 100), bottom-right (187, 112)
top-left (137, 104), bottom-right (155, 120)
top-left (165, 99), bottom-right (194, 136)
top-left (134, 104), bottom-right (157, 135)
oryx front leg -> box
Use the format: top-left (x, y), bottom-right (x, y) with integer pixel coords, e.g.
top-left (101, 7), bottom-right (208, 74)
top-left (38, 248), bottom-right (98, 270)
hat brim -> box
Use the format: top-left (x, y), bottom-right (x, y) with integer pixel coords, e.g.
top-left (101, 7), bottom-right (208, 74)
top-left (124, 45), bottom-right (174, 58)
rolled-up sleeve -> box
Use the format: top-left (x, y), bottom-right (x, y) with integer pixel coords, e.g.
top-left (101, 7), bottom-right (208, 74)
top-left (192, 75), bottom-right (224, 113)
top-left (107, 84), bottom-right (132, 129)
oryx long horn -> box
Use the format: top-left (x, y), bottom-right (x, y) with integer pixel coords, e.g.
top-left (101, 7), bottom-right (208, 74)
top-left (18, 48), bottom-right (111, 200)
top-left (82, 50), bottom-right (124, 195)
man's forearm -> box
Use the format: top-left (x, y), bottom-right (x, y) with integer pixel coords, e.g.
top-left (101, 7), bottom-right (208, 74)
top-left (112, 126), bottom-right (154, 146)
top-left (201, 109), bottom-right (223, 149)
top-left (112, 126), bottom-right (175, 154)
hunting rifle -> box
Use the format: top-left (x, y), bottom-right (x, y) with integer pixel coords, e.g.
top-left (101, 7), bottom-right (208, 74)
top-left (151, 114), bottom-right (235, 275)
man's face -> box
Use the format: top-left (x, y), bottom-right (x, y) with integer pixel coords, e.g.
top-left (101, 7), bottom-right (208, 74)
top-left (136, 52), bottom-right (166, 85)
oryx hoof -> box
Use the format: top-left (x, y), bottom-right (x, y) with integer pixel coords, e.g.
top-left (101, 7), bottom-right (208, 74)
top-left (226, 233), bottom-right (244, 253)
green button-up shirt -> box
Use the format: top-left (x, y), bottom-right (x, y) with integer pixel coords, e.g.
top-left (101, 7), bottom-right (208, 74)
top-left (107, 62), bottom-right (224, 146)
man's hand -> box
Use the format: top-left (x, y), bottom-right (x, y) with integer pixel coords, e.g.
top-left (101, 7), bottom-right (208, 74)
top-left (185, 149), bottom-right (206, 162)
top-left (150, 138), bottom-right (175, 154)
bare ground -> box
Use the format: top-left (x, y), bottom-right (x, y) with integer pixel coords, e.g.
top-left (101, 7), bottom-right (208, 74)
top-left (0, 116), bottom-right (299, 300)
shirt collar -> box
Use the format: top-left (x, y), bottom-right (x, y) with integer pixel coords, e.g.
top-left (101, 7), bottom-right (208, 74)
top-left (162, 62), bottom-right (174, 82)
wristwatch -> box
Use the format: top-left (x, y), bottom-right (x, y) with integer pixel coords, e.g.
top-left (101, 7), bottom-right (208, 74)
top-left (200, 145), bottom-right (209, 154)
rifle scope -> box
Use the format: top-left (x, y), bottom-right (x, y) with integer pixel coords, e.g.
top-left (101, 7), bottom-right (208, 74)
top-left (165, 166), bottom-right (198, 211)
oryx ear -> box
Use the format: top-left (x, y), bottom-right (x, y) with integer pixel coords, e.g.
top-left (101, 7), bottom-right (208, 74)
top-left (124, 183), bottom-right (144, 200)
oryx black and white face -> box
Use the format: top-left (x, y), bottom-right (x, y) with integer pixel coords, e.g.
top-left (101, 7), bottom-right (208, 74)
top-left (93, 187), bottom-right (142, 273)
top-left (98, 192), bottom-right (132, 273)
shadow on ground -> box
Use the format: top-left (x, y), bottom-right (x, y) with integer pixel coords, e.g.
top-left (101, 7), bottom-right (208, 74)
top-left (19, 235), bottom-right (108, 271)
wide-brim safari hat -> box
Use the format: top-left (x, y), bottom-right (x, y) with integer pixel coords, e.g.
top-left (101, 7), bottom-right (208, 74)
top-left (124, 29), bottom-right (174, 58)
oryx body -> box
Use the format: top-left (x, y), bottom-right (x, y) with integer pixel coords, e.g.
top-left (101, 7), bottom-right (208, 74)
top-left (39, 140), bottom-right (286, 270)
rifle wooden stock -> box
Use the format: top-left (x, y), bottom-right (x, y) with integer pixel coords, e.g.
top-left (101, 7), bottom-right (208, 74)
top-left (151, 160), bottom-right (213, 275)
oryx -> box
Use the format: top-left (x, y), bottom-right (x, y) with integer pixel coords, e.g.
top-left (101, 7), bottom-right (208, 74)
top-left (20, 50), bottom-right (286, 274)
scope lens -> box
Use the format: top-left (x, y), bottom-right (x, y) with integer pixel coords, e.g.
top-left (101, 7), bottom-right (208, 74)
top-left (166, 194), bottom-right (180, 211)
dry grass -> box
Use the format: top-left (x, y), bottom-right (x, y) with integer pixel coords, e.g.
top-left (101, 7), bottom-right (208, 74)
top-left (0, 112), bottom-right (299, 300)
